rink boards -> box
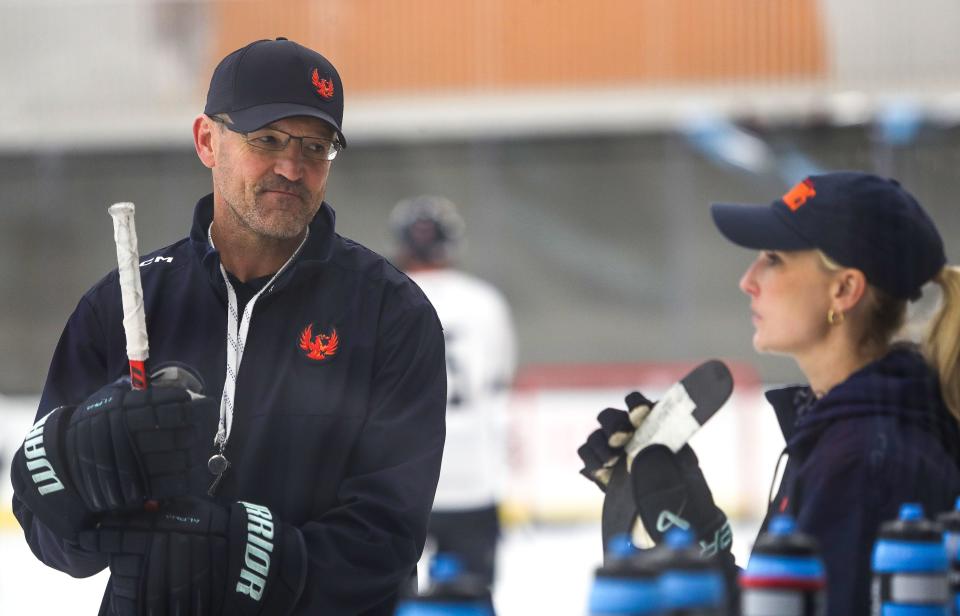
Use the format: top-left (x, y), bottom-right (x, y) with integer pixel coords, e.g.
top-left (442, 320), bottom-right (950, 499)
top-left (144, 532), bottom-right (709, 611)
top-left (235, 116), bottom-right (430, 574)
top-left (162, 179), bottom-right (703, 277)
top-left (0, 361), bottom-right (783, 531)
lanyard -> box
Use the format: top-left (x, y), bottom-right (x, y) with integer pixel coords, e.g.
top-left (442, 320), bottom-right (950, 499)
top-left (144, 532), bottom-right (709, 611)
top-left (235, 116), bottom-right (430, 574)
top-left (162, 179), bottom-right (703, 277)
top-left (206, 223), bottom-right (309, 494)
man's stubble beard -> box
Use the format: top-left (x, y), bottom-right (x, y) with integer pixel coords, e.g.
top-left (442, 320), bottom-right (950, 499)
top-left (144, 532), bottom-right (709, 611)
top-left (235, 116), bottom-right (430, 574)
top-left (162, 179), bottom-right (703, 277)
top-left (216, 174), bottom-right (321, 242)
top-left (242, 192), bottom-right (316, 240)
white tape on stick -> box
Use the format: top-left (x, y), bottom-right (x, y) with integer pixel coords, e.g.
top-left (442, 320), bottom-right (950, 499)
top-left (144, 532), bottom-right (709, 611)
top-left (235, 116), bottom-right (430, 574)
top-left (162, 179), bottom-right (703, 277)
top-left (108, 202), bottom-right (149, 365)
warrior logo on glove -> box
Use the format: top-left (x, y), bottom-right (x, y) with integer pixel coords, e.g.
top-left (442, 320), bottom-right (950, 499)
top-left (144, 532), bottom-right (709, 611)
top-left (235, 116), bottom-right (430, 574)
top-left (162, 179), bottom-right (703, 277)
top-left (237, 502), bottom-right (276, 601)
top-left (10, 363), bottom-right (218, 542)
top-left (655, 508), bottom-right (733, 558)
top-left (21, 410), bottom-right (66, 495)
top-left (79, 496), bottom-right (307, 616)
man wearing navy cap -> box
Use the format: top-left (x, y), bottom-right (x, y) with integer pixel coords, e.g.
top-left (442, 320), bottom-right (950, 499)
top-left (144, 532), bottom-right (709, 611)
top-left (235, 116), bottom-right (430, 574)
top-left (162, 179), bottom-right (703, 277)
top-left (11, 38), bottom-right (446, 615)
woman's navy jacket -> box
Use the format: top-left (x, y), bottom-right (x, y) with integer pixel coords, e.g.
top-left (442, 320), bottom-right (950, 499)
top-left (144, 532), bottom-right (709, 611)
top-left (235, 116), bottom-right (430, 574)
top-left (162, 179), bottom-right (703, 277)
top-left (763, 346), bottom-right (960, 616)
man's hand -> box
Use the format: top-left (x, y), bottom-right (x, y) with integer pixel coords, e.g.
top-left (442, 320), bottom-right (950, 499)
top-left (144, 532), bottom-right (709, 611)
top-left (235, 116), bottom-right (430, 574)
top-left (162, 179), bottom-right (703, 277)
top-left (10, 364), bottom-right (217, 541)
top-left (80, 496), bottom-right (307, 616)
top-left (67, 368), bottom-right (218, 510)
top-left (577, 392), bottom-right (655, 490)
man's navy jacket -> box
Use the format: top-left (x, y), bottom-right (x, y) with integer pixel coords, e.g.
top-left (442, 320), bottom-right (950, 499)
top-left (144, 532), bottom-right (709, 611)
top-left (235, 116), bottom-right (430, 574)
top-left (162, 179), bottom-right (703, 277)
top-left (763, 346), bottom-right (960, 616)
top-left (13, 195), bottom-right (447, 614)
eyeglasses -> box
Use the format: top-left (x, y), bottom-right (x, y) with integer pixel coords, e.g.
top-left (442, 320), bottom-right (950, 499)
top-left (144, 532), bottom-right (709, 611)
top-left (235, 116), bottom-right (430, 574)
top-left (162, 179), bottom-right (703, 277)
top-left (211, 116), bottom-right (342, 161)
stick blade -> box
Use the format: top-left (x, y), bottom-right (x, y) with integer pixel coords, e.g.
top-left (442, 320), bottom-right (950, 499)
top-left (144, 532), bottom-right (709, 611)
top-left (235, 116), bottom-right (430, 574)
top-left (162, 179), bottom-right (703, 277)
top-left (682, 359), bottom-right (734, 426)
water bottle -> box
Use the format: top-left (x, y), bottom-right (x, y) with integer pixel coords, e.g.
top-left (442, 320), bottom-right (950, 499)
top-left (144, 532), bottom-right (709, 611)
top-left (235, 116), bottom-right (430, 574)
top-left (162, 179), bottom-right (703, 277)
top-left (937, 497), bottom-right (960, 615)
top-left (588, 534), bottom-right (661, 615)
top-left (739, 514), bottom-right (825, 615)
top-left (656, 528), bottom-right (726, 615)
top-left (395, 553), bottom-right (494, 616)
top-left (871, 503), bottom-right (949, 615)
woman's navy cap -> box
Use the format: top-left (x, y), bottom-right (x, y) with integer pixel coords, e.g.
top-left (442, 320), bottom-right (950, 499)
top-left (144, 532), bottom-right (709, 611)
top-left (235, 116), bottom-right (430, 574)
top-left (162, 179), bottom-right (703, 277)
top-left (711, 171), bottom-right (945, 300)
top-left (204, 37), bottom-right (346, 146)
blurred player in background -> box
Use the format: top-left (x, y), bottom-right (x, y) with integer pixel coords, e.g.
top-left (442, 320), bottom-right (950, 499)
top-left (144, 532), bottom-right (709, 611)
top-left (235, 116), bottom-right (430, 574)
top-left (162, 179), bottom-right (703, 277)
top-left (580, 171), bottom-right (960, 615)
top-left (390, 195), bottom-right (517, 598)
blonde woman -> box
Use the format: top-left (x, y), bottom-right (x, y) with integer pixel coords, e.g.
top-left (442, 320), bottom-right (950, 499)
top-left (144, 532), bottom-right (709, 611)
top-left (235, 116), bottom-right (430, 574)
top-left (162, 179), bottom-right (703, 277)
top-left (579, 171), bottom-right (960, 615)
top-left (712, 171), bottom-right (960, 614)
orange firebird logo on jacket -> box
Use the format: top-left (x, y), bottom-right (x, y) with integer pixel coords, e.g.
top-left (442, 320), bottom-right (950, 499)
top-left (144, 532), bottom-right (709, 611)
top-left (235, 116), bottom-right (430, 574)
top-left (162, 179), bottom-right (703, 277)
top-left (298, 324), bottom-right (339, 361)
top-left (781, 178), bottom-right (817, 211)
top-left (311, 69), bottom-right (335, 99)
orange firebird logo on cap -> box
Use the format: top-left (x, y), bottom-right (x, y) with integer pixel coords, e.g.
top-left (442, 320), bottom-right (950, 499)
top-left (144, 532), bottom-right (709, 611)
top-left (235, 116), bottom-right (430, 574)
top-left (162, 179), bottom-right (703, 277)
top-left (298, 324), bottom-right (339, 361)
top-left (781, 178), bottom-right (816, 211)
top-left (311, 69), bottom-right (335, 99)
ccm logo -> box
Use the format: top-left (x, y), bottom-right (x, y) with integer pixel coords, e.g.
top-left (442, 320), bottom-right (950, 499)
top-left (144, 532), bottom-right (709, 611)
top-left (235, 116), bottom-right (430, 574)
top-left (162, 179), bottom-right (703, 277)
top-left (140, 256), bottom-right (173, 267)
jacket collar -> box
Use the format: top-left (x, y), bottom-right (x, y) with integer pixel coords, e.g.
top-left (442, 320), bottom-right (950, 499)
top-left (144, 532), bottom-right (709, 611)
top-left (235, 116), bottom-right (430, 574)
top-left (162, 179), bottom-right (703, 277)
top-left (764, 346), bottom-right (959, 455)
top-left (765, 385), bottom-right (807, 442)
top-left (188, 193), bottom-right (338, 291)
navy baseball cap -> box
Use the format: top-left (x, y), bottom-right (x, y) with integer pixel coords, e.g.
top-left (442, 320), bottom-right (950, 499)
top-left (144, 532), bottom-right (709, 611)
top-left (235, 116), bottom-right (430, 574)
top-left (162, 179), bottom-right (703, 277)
top-left (204, 37), bottom-right (346, 146)
top-left (711, 171), bottom-right (945, 300)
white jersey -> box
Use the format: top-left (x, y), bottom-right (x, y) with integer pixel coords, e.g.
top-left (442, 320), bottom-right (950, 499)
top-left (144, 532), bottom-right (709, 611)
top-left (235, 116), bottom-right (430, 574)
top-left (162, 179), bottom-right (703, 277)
top-left (408, 268), bottom-right (517, 511)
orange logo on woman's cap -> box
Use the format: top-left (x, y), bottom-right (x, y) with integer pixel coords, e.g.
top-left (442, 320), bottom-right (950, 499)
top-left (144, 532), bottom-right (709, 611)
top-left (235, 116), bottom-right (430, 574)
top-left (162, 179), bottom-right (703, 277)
top-left (781, 178), bottom-right (817, 211)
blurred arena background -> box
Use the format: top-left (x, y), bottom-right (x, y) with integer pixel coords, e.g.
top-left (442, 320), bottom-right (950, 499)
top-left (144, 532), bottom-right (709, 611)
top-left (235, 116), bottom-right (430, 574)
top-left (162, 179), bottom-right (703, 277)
top-left (2, 1), bottom-right (960, 613)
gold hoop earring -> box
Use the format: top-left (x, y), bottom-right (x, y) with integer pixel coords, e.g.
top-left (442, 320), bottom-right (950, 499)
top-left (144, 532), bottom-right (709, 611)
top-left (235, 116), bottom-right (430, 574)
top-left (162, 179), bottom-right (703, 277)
top-left (827, 308), bottom-right (845, 325)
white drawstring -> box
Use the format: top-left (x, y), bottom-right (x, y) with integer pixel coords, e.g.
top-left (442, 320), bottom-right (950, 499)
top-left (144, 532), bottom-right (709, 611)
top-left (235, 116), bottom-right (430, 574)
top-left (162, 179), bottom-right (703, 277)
top-left (206, 223), bottom-right (309, 492)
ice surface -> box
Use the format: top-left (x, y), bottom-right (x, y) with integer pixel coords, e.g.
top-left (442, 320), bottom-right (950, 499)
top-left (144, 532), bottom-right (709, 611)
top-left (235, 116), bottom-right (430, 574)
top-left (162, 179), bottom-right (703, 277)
top-left (1, 519), bottom-right (758, 615)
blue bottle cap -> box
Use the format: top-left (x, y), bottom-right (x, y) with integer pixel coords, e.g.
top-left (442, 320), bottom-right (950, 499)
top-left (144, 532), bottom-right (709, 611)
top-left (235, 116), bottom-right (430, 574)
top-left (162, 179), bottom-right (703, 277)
top-left (899, 503), bottom-right (924, 521)
top-left (430, 554), bottom-right (464, 583)
top-left (396, 603), bottom-right (492, 616)
top-left (606, 533), bottom-right (637, 560)
top-left (874, 505), bottom-right (948, 574)
top-left (664, 527), bottom-right (694, 550)
top-left (768, 514), bottom-right (797, 536)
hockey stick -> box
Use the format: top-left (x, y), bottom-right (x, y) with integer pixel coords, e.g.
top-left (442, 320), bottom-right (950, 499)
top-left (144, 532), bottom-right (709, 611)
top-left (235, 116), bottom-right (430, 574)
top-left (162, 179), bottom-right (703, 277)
top-left (109, 203), bottom-right (163, 512)
top-left (108, 202), bottom-right (150, 390)
top-left (601, 359), bottom-right (734, 552)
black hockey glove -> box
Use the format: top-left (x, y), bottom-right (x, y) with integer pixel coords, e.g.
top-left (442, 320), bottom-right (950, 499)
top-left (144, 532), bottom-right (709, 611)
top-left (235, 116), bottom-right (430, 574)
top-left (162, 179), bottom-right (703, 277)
top-left (577, 392), bottom-right (655, 491)
top-left (80, 496), bottom-right (307, 616)
top-left (630, 444), bottom-right (732, 558)
top-left (10, 364), bottom-right (217, 542)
